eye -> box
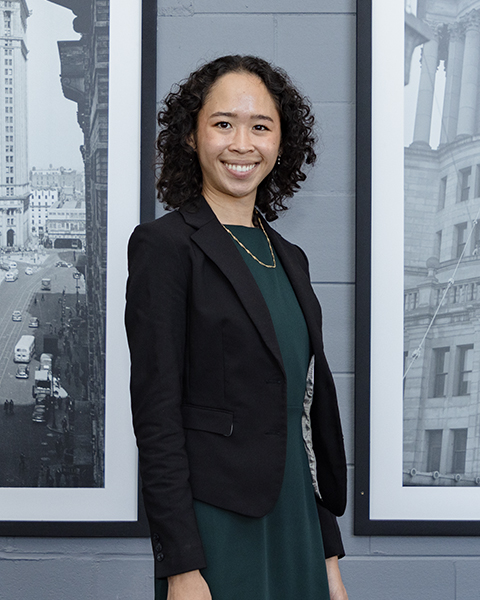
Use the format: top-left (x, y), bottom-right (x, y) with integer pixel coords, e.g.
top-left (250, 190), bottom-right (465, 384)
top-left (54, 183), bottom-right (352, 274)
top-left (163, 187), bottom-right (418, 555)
top-left (215, 121), bottom-right (231, 129)
top-left (253, 124), bottom-right (269, 131)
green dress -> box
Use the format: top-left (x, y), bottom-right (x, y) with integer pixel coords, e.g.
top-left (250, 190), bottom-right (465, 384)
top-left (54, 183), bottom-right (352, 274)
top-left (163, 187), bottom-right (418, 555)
top-left (156, 225), bottom-right (329, 600)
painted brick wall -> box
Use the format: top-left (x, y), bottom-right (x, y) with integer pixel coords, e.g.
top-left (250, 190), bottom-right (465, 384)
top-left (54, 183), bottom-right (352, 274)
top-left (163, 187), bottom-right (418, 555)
top-left (1, 1), bottom-right (478, 599)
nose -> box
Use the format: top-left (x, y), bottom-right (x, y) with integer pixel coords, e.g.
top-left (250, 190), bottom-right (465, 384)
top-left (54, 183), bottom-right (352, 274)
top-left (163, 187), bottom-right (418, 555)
top-left (229, 126), bottom-right (254, 153)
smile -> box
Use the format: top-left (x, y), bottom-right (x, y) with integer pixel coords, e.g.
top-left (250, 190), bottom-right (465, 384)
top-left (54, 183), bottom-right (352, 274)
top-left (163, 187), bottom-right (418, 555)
top-left (223, 162), bottom-right (257, 173)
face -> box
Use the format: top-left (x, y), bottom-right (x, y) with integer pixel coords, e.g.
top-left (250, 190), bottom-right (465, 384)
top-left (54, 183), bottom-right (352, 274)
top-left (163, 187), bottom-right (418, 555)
top-left (193, 72), bottom-right (282, 206)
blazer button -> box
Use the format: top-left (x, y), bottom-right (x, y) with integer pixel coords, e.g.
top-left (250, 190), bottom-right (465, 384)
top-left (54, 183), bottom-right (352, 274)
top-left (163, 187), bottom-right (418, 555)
top-left (155, 542), bottom-right (163, 552)
top-left (156, 552), bottom-right (165, 562)
top-left (152, 533), bottom-right (160, 543)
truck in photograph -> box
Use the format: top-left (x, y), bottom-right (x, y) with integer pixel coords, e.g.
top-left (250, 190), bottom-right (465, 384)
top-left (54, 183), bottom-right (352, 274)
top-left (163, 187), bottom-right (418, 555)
top-left (14, 335), bottom-right (36, 363)
top-left (33, 369), bottom-right (68, 402)
top-left (41, 277), bottom-right (51, 291)
top-left (34, 369), bottom-right (52, 398)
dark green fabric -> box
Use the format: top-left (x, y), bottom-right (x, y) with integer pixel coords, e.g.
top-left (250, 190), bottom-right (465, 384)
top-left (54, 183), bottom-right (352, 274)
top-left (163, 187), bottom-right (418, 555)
top-left (156, 225), bottom-right (329, 599)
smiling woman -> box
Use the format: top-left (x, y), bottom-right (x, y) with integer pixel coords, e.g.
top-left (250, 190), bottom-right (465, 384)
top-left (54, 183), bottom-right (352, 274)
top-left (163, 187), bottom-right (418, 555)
top-left (155, 55), bottom-right (316, 222)
top-left (126, 55), bottom-right (348, 600)
top-left (191, 72), bottom-right (282, 225)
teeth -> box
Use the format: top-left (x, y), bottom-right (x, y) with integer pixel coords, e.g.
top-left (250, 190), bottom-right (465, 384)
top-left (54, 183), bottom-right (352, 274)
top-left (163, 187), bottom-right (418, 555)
top-left (225, 163), bottom-right (256, 173)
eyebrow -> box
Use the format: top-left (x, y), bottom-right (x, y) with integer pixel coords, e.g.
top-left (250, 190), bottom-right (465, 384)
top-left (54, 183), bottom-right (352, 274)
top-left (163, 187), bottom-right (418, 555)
top-left (209, 111), bottom-right (275, 123)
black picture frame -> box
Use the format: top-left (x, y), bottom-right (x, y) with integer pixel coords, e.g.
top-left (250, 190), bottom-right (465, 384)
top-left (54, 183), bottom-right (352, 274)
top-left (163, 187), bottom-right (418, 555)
top-left (355, 0), bottom-right (480, 536)
top-left (0, 0), bottom-right (156, 537)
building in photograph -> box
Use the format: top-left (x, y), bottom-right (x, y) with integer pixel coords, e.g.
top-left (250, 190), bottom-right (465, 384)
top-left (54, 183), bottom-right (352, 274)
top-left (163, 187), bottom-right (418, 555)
top-left (46, 197), bottom-right (86, 248)
top-left (0, 0), bottom-right (30, 248)
top-left (30, 165), bottom-right (84, 193)
top-left (403, 0), bottom-right (480, 487)
top-left (49, 0), bottom-right (109, 486)
top-left (29, 188), bottom-right (58, 238)
top-left (29, 167), bottom-right (85, 241)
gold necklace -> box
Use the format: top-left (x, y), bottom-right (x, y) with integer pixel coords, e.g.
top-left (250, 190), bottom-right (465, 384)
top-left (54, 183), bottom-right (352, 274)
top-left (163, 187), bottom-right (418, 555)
top-left (222, 216), bottom-right (277, 269)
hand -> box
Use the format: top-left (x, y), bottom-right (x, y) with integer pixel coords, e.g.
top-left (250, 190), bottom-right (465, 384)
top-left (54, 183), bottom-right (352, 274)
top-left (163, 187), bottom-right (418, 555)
top-left (325, 556), bottom-right (348, 600)
top-left (167, 570), bottom-right (212, 600)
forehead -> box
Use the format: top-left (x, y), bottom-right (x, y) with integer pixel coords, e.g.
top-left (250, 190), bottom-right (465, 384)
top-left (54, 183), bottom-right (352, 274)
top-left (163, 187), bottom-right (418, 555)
top-left (203, 72), bottom-right (279, 114)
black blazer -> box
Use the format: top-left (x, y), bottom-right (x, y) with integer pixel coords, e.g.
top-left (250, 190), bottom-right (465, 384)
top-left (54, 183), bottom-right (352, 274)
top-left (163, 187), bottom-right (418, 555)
top-left (125, 197), bottom-right (347, 579)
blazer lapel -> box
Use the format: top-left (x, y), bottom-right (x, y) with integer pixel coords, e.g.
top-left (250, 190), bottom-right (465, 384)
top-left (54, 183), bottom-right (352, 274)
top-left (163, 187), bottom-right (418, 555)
top-left (264, 221), bottom-right (324, 353)
top-left (181, 200), bottom-right (285, 374)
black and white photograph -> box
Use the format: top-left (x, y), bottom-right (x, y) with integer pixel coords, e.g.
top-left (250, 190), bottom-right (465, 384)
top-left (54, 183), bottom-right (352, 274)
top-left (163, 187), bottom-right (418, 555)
top-left (0, 0), bottom-right (107, 490)
top-left (355, 0), bottom-right (480, 534)
top-left (403, 0), bottom-right (480, 488)
top-left (0, 0), bottom-right (144, 530)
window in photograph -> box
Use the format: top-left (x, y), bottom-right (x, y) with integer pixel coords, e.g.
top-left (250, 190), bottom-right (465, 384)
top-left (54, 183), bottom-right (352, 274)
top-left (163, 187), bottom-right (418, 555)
top-left (434, 230), bottom-right (442, 259)
top-left (431, 347), bottom-right (450, 397)
top-left (455, 222), bottom-right (468, 258)
top-left (476, 165), bottom-right (480, 198)
top-left (459, 167), bottom-right (471, 202)
top-left (426, 429), bottom-right (443, 472)
top-left (450, 428), bottom-right (468, 474)
top-left (472, 222), bottom-right (480, 255)
top-left (456, 345), bottom-right (473, 396)
top-left (438, 176), bottom-right (447, 209)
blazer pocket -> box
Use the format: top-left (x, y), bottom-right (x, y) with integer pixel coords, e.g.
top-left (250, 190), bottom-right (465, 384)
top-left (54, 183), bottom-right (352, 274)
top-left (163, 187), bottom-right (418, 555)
top-left (182, 404), bottom-right (234, 437)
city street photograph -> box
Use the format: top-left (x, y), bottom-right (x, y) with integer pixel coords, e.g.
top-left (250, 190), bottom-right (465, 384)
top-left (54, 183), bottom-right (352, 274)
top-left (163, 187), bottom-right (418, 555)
top-left (0, 0), bottom-right (108, 490)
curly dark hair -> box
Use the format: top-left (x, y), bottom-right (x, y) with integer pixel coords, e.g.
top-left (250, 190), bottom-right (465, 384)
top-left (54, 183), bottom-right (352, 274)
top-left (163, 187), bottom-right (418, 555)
top-left (156, 55), bottom-right (316, 221)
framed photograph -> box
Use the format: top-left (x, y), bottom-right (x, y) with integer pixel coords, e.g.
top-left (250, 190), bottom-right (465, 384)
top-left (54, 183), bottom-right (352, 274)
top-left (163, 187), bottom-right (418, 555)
top-left (355, 0), bottom-right (480, 535)
top-left (0, 0), bottom-right (156, 536)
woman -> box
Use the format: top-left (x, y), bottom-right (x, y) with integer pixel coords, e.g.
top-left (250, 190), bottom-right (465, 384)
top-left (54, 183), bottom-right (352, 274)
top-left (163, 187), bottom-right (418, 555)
top-left (126, 55), bottom-right (348, 600)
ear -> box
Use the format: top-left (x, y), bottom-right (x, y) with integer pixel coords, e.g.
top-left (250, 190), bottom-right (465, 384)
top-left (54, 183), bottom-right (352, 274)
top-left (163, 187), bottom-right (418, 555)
top-left (187, 133), bottom-right (196, 151)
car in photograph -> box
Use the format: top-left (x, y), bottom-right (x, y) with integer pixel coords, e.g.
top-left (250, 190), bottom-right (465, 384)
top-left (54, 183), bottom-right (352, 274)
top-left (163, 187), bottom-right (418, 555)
top-left (16, 364), bottom-right (29, 379)
top-left (12, 310), bottom-right (22, 321)
top-left (40, 353), bottom-right (53, 371)
top-left (25, 266), bottom-right (33, 275)
top-left (55, 261), bottom-right (69, 268)
top-left (31, 404), bottom-right (46, 423)
top-left (8, 261), bottom-right (17, 269)
top-left (28, 317), bottom-right (40, 328)
top-left (5, 270), bottom-right (18, 282)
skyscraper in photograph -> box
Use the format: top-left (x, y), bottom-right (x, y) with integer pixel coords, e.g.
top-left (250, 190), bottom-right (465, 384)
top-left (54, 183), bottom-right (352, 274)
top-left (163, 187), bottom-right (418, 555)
top-left (0, 0), bottom-right (29, 248)
top-left (403, 0), bottom-right (480, 487)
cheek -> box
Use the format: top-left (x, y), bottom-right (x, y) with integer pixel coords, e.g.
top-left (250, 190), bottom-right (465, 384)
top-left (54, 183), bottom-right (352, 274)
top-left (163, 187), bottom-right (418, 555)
top-left (198, 132), bottom-right (224, 158)
top-left (264, 141), bottom-right (281, 160)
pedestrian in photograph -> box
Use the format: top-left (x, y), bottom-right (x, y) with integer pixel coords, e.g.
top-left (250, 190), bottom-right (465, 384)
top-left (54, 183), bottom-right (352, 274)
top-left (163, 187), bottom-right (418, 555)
top-left (55, 467), bottom-right (62, 487)
top-left (4, 399), bottom-right (8, 415)
top-left (126, 55), bottom-right (348, 600)
top-left (55, 437), bottom-right (63, 459)
top-left (9, 399), bottom-right (14, 415)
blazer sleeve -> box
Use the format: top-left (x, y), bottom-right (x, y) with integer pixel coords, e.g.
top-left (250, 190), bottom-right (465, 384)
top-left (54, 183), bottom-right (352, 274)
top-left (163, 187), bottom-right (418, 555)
top-left (317, 503), bottom-right (346, 559)
top-left (125, 223), bottom-right (207, 579)
top-left (294, 241), bottom-right (347, 557)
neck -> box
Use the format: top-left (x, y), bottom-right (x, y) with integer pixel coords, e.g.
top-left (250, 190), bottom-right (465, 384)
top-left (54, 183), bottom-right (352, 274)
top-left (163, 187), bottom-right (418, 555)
top-left (202, 190), bottom-right (256, 227)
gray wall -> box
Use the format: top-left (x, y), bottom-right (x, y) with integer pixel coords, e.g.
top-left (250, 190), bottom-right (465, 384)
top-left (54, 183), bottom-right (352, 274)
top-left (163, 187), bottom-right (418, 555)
top-left (1, 1), bottom-right (479, 599)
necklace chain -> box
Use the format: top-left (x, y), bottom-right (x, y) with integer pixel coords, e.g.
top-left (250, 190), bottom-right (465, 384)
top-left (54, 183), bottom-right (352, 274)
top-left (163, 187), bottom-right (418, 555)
top-left (222, 214), bottom-right (277, 269)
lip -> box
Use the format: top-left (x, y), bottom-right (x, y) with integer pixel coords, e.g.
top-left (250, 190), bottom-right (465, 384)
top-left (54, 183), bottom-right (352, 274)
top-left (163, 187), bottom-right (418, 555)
top-left (222, 161), bottom-right (259, 178)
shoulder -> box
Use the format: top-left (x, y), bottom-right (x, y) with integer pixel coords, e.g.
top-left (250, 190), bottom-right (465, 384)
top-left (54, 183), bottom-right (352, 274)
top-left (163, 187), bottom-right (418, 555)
top-left (127, 209), bottom-right (195, 259)
top-left (126, 211), bottom-right (197, 288)
top-left (129, 210), bottom-right (189, 245)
